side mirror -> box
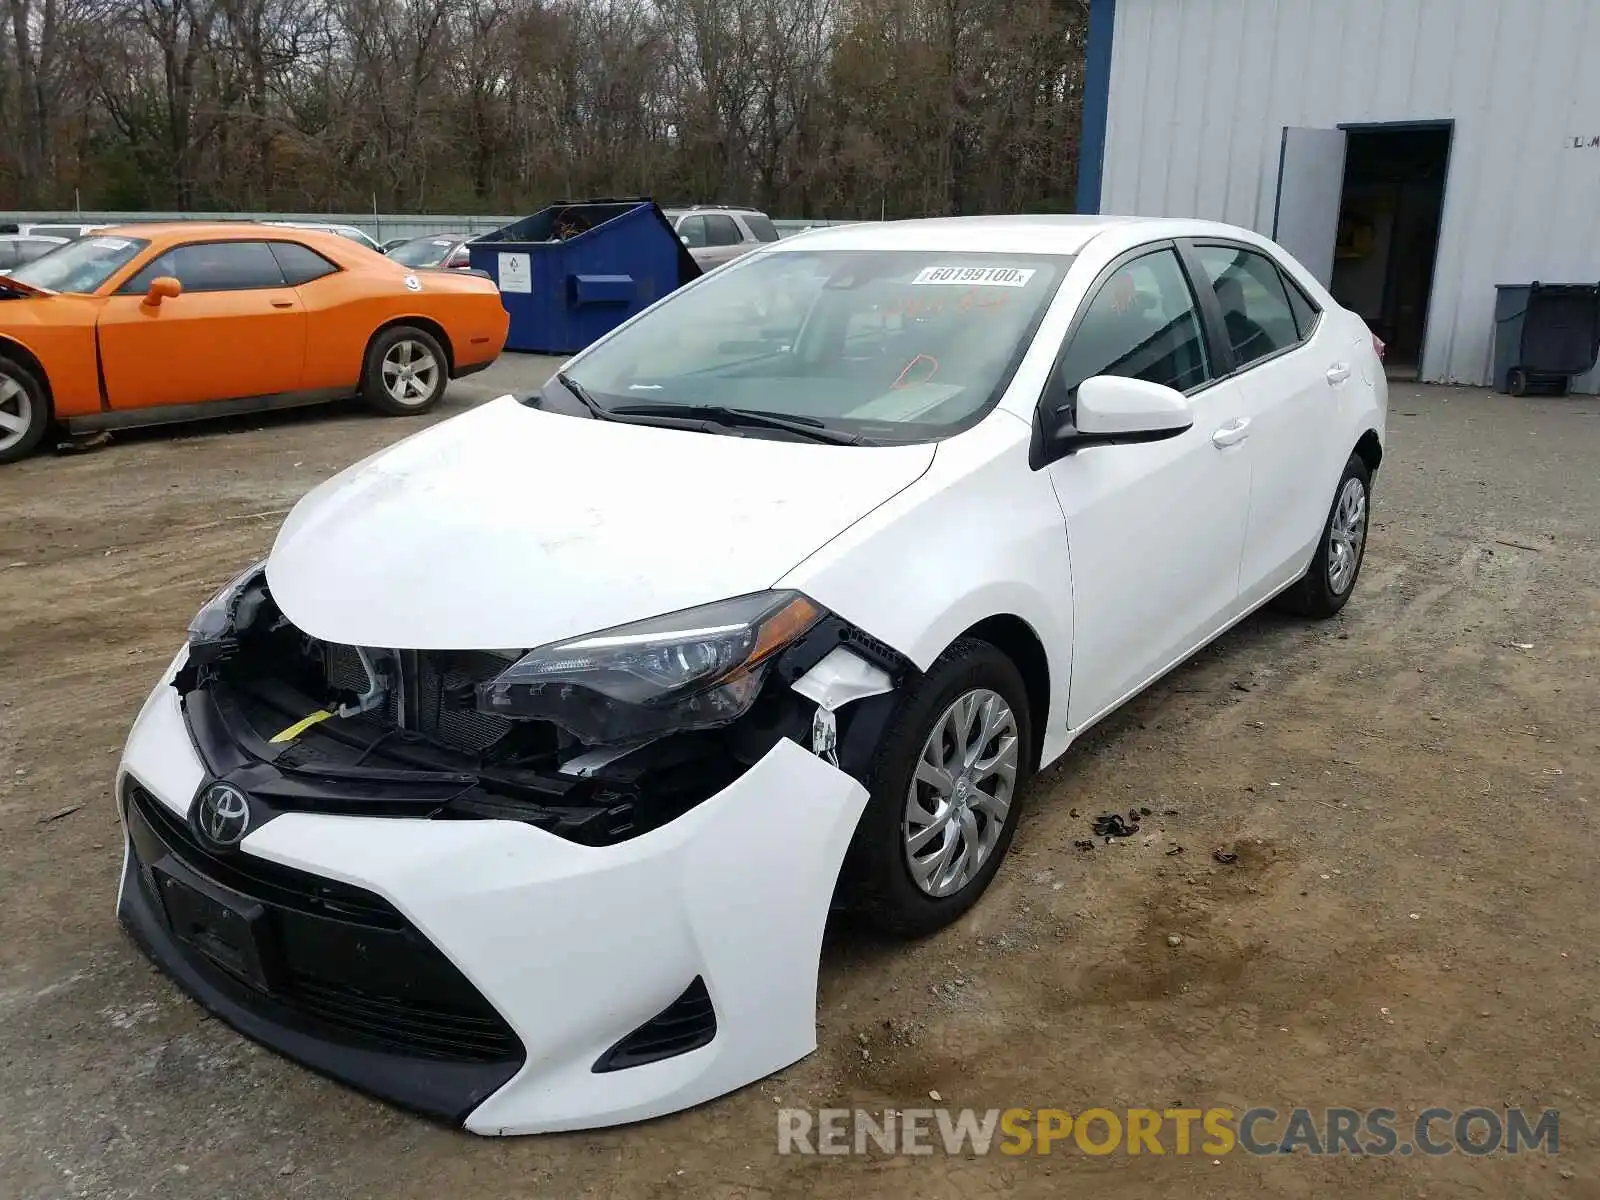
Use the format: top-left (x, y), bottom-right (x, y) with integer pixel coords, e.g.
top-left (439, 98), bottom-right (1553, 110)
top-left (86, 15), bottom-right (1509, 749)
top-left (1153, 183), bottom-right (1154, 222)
top-left (144, 276), bottom-right (182, 306)
top-left (1032, 374), bottom-right (1193, 468)
top-left (1075, 375), bottom-right (1193, 437)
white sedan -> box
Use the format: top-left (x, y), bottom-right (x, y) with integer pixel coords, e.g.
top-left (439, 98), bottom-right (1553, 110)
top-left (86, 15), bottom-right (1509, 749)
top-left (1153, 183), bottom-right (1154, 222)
top-left (116, 216), bottom-right (1385, 1134)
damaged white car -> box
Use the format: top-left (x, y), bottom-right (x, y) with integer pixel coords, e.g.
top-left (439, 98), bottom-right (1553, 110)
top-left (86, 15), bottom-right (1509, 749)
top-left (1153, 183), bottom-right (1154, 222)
top-left (116, 215), bottom-right (1386, 1134)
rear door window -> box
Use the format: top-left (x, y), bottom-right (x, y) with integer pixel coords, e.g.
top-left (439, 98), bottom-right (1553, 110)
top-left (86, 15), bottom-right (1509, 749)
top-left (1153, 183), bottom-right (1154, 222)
top-left (1191, 244), bottom-right (1303, 369)
top-left (270, 241), bottom-right (340, 285)
top-left (702, 214), bottom-right (742, 246)
top-left (1281, 269), bottom-right (1322, 339)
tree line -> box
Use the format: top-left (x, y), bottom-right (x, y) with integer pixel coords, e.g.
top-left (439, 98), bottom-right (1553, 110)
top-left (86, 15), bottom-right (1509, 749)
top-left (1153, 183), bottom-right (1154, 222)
top-left (0, 0), bottom-right (1089, 219)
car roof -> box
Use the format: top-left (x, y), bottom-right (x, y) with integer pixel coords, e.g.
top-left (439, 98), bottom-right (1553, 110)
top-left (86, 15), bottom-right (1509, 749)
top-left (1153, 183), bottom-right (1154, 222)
top-left (770, 214), bottom-right (1258, 256)
top-left (94, 222), bottom-right (362, 247)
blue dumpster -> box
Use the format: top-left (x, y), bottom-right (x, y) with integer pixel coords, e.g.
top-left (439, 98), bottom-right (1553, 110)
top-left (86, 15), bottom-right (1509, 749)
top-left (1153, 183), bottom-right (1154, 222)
top-left (469, 199), bottom-right (702, 354)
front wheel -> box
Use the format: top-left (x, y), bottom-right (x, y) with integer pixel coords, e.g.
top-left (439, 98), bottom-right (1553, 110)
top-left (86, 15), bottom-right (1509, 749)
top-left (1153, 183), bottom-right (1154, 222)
top-left (361, 326), bottom-right (448, 416)
top-left (0, 356), bottom-right (50, 464)
top-left (1277, 453), bottom-right (1372, 618)
top-left (839, 638), bottom-right (1033, 938)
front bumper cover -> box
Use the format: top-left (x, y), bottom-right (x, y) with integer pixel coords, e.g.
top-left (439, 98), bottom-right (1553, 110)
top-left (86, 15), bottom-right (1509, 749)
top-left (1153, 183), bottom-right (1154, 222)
top-left (116, 652), bottom-right (869, 1134)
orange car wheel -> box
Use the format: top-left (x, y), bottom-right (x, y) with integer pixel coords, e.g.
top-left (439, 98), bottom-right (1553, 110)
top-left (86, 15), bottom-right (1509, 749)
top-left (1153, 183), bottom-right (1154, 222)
top-left (361, 325), bottom-right (448, 416)
top-left (0, 355), bottom-right (50, 464)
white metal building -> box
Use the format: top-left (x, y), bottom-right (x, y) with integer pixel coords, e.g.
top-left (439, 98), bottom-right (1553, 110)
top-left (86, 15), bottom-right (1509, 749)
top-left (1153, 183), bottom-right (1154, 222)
top-left (1077, 0), bottom-right (1600, 389)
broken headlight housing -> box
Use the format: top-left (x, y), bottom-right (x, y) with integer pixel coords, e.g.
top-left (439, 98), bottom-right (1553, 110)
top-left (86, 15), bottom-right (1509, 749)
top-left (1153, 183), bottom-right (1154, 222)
top-left (186, 560), bottom-right (268, 664)
top-left (476, 591), bottom-right (823, 745)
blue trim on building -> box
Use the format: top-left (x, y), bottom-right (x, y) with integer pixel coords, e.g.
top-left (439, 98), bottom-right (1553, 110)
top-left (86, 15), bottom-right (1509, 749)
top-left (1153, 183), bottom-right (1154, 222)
top-left (1076, 0), bottom-right (1117, 214)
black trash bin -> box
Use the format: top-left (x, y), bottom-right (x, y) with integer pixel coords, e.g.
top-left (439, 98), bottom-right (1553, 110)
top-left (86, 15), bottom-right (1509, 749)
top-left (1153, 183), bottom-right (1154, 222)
top-left (468, 198), bottom-right (701, 354)
top-left (1492, 282), bottom-right (1600, 396)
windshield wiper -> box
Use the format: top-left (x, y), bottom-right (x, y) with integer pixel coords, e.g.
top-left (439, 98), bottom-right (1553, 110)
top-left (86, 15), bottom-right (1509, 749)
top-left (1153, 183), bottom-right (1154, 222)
top-left (554, 371), bottom-right (614, 420)
top-left (608, 402), bottom-right (861, 445)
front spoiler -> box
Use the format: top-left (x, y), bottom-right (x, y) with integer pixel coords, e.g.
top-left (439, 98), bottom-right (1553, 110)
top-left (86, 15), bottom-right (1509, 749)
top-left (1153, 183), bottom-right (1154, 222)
top-left (117, 654), bottom-right (870, 1134)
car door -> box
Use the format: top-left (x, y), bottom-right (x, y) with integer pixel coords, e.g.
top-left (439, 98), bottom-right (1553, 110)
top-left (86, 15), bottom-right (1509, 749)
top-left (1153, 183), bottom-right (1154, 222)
top-left (1183, 241), bottom-right (1343, 604)
top-left (1040, 243), bottom-right (1254, 730)
top-left (97, 240), bottom-right (308, 410)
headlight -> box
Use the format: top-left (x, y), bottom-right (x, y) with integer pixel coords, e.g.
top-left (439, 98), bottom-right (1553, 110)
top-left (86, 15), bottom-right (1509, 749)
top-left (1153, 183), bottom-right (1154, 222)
top-left (187, 560), bottom-right (267, 663)
top-left (477, 591), bottom-right (823, 744)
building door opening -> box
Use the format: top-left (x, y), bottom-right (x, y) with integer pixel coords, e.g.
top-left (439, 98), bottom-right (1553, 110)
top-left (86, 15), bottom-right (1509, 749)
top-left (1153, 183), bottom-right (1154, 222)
top-left (1328, 124), bottom-right (1452, 380)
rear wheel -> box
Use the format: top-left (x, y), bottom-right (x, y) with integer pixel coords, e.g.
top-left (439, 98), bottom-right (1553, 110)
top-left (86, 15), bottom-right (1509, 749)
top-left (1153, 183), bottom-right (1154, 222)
top-left (0, 356), bottom-right (50, 464)
top-left (361, 326), bottom-right (447, 416)
top-left (1277, 453), bottom-right (1371, 619)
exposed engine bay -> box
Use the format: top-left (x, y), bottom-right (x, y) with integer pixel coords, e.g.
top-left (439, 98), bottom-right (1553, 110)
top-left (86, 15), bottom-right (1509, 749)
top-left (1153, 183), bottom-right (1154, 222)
top-left (173, 569), bottom-right (912, 846)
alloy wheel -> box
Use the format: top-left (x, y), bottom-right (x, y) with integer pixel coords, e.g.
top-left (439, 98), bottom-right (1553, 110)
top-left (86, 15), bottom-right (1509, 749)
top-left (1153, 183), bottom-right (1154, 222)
top-left (1327, 476), bottom-right (1367, 595)
top-left (903, 688), bottom-right (1020, 898)
top-left (0, 370), bottom-right (33, 455)
top-left (381, 339), bottom-right (440, 407)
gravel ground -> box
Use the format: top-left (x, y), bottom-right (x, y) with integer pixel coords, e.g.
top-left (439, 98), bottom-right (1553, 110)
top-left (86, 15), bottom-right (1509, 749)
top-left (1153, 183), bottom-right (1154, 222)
top-left (0, 365), bottom-right (1597, 1199)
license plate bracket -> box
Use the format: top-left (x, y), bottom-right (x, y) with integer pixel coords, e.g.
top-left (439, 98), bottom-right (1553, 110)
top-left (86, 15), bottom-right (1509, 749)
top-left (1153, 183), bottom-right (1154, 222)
top-left (152, 862), bottom-right (272, 991)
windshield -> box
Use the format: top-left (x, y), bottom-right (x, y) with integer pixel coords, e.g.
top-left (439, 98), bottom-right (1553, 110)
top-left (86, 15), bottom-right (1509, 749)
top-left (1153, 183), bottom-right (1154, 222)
top-left (389, 237), bottom-right (459, 267)
top-left (561, 250), bottom-right (1068, 443)
top-left (9, 235), bottom-right (149, 293)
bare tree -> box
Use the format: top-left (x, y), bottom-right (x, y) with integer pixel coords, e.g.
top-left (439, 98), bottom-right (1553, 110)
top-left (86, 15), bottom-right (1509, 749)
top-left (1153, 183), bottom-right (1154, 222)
top-left (0, 0), bottom-right (1088, 216)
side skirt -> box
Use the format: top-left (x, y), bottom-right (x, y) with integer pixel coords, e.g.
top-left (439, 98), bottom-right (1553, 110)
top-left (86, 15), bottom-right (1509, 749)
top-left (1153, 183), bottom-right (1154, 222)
top-left (65, 387), bottom-right (352, 434)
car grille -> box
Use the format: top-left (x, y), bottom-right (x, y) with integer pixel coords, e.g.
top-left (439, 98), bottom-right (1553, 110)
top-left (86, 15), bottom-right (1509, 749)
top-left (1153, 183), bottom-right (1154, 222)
top-left (323, 643), bottom-right (515, 754)
top-left (130, 780), bottom-right (401, 929)
top-left (126, 783), bottom-right (523, 1066)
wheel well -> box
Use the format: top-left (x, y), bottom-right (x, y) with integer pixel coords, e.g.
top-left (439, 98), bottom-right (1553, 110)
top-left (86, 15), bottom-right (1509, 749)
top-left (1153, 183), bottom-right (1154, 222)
top-left (370, 316), bottom-right (455, 376)
top-left (1355, 429), bottom-right (1382, 475)
top-left (962, 615), bottom-right (1050, 766)
top-left (0, 336), bottom-right (53, 412)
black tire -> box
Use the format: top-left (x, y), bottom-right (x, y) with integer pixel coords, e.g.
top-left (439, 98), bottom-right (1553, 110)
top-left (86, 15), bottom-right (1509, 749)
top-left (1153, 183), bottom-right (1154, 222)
top-left (1276, 453), bottom-right (1372, 619)
top-left (839, 638), bottom-right (1034, 938)
top-left (360, 325), bottom-right (448, 416)
top-left (0, 355), bottom-right (51, 464)
top-left (1507, 367), bottom-right (1529, 397)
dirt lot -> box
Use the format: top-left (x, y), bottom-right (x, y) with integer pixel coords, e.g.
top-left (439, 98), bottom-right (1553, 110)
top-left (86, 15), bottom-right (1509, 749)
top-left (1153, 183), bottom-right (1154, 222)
top-left (1, 364), bottom-right (1597, 1199)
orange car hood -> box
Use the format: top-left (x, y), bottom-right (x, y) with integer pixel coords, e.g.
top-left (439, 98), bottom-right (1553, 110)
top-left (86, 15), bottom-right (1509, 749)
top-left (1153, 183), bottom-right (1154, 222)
top-left (0, 276), bottom-right (53, 299)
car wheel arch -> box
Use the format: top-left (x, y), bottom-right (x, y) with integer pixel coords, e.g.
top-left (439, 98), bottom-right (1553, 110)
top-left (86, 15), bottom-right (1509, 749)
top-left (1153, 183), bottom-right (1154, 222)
top-left (368, 315), bottom-right (455, 377)
top-left (0, 335), bottom-right (53, 409)
top-left (1355, 428), bottom-right (1382, 476)
top-left (947, 613), bottom-right (1051, 770)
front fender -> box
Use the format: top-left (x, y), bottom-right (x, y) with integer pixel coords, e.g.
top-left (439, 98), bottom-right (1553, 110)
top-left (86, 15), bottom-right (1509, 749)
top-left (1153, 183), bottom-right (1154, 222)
top-left (779, 413), bottom-right (1076, 766)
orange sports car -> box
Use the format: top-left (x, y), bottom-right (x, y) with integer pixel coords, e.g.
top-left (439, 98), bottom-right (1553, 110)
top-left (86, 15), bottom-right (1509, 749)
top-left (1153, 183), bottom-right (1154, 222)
top-left (0, 223), bottom-right (509, 463)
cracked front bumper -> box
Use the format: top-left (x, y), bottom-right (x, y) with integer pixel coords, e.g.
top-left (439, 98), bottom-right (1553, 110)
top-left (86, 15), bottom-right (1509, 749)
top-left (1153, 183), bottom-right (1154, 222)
top-left (115, 651), bottom-right (869, 1134)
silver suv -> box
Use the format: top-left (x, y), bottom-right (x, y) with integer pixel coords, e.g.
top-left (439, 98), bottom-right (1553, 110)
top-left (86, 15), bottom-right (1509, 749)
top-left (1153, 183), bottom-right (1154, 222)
top-left (664, 206), bottom-right (780, 270)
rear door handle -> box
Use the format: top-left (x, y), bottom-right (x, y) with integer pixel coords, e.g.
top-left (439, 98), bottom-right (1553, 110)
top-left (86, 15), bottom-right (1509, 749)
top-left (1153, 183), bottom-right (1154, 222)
top-left (1211, 417), bottom-right (1251, 449)
top-left (1326, 362), bottom-right (1352, 385)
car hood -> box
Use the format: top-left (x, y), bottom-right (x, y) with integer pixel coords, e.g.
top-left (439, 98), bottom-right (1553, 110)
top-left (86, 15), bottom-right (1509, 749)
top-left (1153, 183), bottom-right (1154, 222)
top-left (0, 276), bottom-right (52, 298)
top-left (267, 396), bottom-right (935, 650)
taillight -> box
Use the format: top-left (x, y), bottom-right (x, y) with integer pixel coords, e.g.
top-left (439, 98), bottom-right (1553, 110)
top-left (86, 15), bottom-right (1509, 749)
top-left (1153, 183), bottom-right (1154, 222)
top-left (1371, 333), bottom-right (1386, 361)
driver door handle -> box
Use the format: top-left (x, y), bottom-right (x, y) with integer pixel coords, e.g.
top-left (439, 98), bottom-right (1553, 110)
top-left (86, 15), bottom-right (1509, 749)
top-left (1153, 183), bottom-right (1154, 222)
top-left (270, 299), bottom-right (297, 309)
top-left (1326, 362), bottom-right (1352, 385)
top-left (1211, 417), bottom-right (1251, 449)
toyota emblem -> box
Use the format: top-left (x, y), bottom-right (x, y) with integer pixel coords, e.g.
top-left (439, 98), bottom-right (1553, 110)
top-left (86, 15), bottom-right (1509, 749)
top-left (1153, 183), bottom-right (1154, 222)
top-left (194, 782), bottom-right (251, 848)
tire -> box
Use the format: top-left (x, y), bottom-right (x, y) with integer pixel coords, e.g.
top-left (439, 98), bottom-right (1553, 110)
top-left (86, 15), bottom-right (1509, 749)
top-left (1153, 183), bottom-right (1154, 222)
top-left (839, 638), bottom-right (1034, 938)
top-left (0, 355), bottom-right (50, 464)
top-left (360, 326), bottom-right (448, 416)
top-left (1507, 367), bottom-right (1529, 397)
top-left (1276, 453), bottom-right (1372, 619)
